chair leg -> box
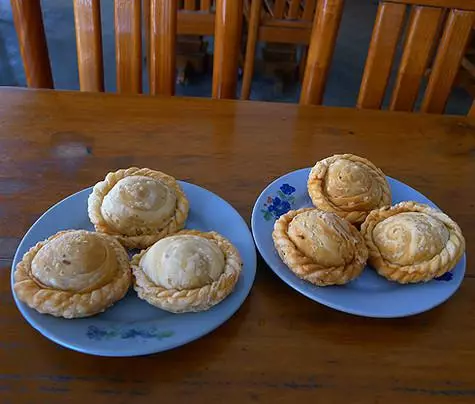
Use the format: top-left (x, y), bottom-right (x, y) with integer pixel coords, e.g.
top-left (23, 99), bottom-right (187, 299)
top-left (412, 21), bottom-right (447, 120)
top-left (241, 0), bottom-right (261, 100)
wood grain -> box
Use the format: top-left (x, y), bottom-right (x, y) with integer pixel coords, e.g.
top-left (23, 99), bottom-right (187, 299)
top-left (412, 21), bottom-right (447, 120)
top-left (421, 9), bottom-right (475, 114)
top-left (10, 0), bottom-right (53, 89)
top-left (300, 0), bottom-right (344, 105)
top-left (389, 6), bottom-right (442, 112)
top-left (150, 0), bottom-right (177, 96)
top-left (114, 0), bottom-right (142, 94)
top-left (357, 2), bottom-right (406, 109)
top-left (212, 0), bottom-right (243, 99)
top-left (73, 0), bottom-right (104, 92)
top-left (1, 88), bottom-right (475, 403)
top-left (241, 0), bottom-right (262, 99)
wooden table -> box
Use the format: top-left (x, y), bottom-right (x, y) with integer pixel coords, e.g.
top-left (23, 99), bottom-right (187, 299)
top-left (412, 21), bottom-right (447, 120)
top-left (0, 88), bottom-right (474, 403)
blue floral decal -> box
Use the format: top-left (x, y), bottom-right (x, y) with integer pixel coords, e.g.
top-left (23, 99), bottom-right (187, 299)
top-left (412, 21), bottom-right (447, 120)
top-left (435, 272), bottom-right (453, 282)
top-left (262, 183), bottom-right (296, 221)
top-left (280, 183), bottom-right (296, 195)
top-left (86, 325), bottom-right (174, 341)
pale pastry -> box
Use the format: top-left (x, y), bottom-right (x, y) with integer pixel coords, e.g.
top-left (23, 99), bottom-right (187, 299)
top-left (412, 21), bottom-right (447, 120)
top-left (361, 201), bottom-right (465, 283)
top-left (307, 154), bottom-right (391, 225)
top-left (13, 230), bottom-right (131, 318)
top-left (88, 167), bottom-right (189, 249)
top-left (272, 208), bottom-right (368, 286)
top-left (131, 230), bottom-right (242, 313)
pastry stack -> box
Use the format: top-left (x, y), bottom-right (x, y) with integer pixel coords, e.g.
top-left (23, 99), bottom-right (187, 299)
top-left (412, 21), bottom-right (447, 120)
top-left (273, 154), bottom-right (465, 286)
top-left (14, 167), bottom-right (242, 318)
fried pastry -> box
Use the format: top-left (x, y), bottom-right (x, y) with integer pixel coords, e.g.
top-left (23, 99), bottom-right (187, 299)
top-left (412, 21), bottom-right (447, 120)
top-left (308, 154), bottom-right (391, 225)
top-left (272, 208), bottom-right (368, 285)
top-left (131, 230), bottom-right (242, 313)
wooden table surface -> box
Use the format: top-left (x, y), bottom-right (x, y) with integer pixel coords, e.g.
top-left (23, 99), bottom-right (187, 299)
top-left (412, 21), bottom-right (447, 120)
top-left (0, 88), bottom-right (474, 403)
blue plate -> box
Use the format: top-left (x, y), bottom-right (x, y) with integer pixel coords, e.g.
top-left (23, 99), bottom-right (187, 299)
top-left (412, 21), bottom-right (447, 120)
top-left (12, 182), bottom-right (256, 356)
top-left (251, 168), bottom-right (466, 318)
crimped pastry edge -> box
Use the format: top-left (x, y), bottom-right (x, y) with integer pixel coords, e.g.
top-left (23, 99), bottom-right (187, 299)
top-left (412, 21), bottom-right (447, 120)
top-left (361, 201), bottom-right (465, 283)
top-left (131, 230), bottom-right (242, 313)
top-left (307, 154), bottom-right (391, 225)
top-left (272, 208), bottom-right (368, 286)
top-left (88, 167), bottom-right (189, 249)
top-left (13, 230), bottom-right (131, 318)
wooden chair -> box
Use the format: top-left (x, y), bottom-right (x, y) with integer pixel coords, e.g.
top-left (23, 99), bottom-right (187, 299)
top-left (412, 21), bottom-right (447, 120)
top-left (143, 1), bottom-right (216, 87)
top-left (300, 0), bottom-right (475, 115)
top-left (241, 0), bottom-right (318, 99)
top-left (177, 0), bottom-right (216, 35)
top-left (11, 0), bottom-right (243, 99)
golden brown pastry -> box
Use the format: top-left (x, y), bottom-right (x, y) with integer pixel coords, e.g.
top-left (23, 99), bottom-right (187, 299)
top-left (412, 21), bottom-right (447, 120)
top-left (88, 167), bottom-right (189, 249)
top-left (131, 230), bottom-right (242, 313)
top-left (361, 201), bottom-right (465, 283)
top-left (307, 154), bottom-right (391, 225)
top-left (272, 208), bottom-right (368, 286)
top-left (13, 230), bottom-right (131, 318)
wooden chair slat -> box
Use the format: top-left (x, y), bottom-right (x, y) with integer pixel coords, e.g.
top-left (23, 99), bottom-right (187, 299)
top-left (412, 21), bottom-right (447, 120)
top-left (421, 9), bottom-right (475, 113)
top-left (288, 0), bottom-right (301, 19)
top-left (259, 25), bottom-right (311, 43)
top-left (389, 6), bottom-right (442, 111)
top-left (115, 0), bottom-right (142, 94)
top-left (302, 0), bottom-right (317, 21)
top-left (73, 0), bottom-right (104, 92)
top-left (299, 0), bottom-right (344, 105)
top-left (241, 0), bottom-right (262, 99)
top-left (273, 0), bottom-right (286, 19)
top-left (150, 0), bottom-right (177, 96)
top-left (177, 10), bottom-right (215, 35)
top-left (10, 0), bottom-right (53, 88)
top-left (200, 0), bottom-right (212, 11)
top-left (212, 0), bottom-right (243, 99)
top-left (357, 2), bottom-right (406, 109)
top-left (184, 0), bottom-right (196, 10)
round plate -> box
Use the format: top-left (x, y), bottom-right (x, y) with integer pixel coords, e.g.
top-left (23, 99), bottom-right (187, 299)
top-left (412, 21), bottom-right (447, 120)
top-left (12, 182), bottom-right (256, 356)
top-left (251, 168), bottom-right (466, 318)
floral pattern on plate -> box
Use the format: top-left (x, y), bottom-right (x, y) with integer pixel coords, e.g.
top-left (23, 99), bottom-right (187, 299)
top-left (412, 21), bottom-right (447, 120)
top-left (261, 183), bottom-right (296, 221)
top-left (86, 325), bottom-right (174, 341)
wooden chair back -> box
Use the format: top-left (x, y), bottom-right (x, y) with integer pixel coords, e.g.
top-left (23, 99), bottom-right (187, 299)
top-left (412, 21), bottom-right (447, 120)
top-left (270, 0), bottom-right (317, 21)
top-left (253, 0), bottom-right (317, 43)
top-left (11, 0), bottom-right (242, 99)
top-left (241, 0), bottom-right (318, 99)
top-left (300, 0), bottom-right (475, 115)
top-left (177, 0), bottom-right (215, 35)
